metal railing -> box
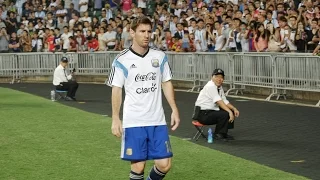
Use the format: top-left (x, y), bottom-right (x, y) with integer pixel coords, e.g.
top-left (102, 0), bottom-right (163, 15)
top-left (0, 51), bottom-right (319, 107)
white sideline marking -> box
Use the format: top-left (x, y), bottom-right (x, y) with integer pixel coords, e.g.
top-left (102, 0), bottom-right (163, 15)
top-left (182, 138), bottom-right (192, 141)
top-left (235, 99), bottom-right (250, 102)
top-left (228, 95), bottom-right (319, 108)
top-left (290, 160), bottom-right (305, 163)
top-left (176, 89), bottom-right (319, 108)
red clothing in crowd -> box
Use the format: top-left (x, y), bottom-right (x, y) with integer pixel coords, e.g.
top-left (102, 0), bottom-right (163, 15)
top-left (69, 40), bottom-right (78, 52)
top-left (76, 35), bottom-right (86, 45)
top-left (47, 35), bottom-right (55, 52)
top-left (122, 0), bottom-right (132, 12)
top-left (166, 37), bottom-right (174, 50)
top-left (88, 39), bottom-right (99, 50)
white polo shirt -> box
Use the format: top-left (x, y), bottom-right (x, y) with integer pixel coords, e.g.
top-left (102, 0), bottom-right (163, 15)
top-left (107, 47), bottom-right (172, 128)
top-left (79, 0), bottom-right (88, 12)
top-left (61, 32), bottom-right (72, 49)
top-left (103, 31), bottom-right (117, 46)
top-left (53, 64), bottom-right (72, 86)
top-left (195, 80), bottom-right (229, 111)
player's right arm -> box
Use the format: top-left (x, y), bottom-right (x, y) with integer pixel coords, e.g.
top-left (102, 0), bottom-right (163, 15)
top-left (107, 57), bottom-right (127, 137)
top-left (111, 86), bottom-right (123, 137)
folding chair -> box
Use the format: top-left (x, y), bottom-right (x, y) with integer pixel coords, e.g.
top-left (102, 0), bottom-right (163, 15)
top-left (55, 90), bottom-right (68, 100)
top-left (192, 120), bottom-right (208, 141)
top-left (191, 106), bottom-right (208, 141)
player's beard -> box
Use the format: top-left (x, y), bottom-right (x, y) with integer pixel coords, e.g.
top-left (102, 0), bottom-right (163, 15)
top-left (140, 40), bottom-right (149, 48)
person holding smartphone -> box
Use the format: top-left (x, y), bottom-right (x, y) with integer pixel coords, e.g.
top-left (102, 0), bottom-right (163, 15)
top-left (236, 22), bottom-right (249, 52)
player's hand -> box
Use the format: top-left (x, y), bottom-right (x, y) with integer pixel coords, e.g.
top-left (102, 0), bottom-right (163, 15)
top-left (229, 112), bottom-right (235, 123)
top-left (111, 118), bottom-right (123, 138)
top-left (171, 110), bottom-right (180, 131)
top-left (234, 108), bottom-right (240, 117)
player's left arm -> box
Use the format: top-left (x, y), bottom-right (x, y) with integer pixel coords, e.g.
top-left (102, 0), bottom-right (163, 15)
top-left (162, 81), bottom-right (180, 131)
top-left (161, 54), bottom-right (180, 131)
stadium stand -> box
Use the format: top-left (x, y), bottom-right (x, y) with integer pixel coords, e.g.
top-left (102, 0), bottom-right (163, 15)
top-left (0, 0), bottom-right (318, 53)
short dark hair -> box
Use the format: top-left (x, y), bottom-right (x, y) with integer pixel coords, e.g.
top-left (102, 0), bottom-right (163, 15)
top-left (278, 16), bottom-right (287, 23)
top-left (197, 19), bottom-right (204, 23)
top-left (289, 16), bottom-right (297, 20)
top-left (130, 16), bottom-right (152, 32)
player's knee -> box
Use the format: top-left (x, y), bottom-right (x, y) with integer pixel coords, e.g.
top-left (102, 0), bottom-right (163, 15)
top-left (155, 159), bottom-right (171, 173)
top-left (131, 161), bottom-right (146, 174)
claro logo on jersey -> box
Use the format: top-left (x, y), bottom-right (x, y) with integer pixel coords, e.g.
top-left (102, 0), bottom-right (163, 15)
top-left (136, 83), bottom-right (157, 94)
top-left (135, 72), bottom-right (156, 82)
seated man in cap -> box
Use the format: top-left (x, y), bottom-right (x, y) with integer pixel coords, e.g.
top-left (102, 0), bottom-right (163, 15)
top-left (53, 57), bottom-right (79, 101)
top-left (194, 68), bottom-right (240, 141)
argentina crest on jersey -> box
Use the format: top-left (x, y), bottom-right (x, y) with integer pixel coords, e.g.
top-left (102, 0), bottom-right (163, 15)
top-left (151, 58), bottom-right (159, 68)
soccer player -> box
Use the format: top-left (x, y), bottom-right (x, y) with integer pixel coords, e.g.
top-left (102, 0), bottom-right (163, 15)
top-left (107, 16), bottom-right (180, 180)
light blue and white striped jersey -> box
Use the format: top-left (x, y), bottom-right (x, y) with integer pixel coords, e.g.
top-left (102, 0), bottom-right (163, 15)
top-left (108, 47), bottom-right (172, 128)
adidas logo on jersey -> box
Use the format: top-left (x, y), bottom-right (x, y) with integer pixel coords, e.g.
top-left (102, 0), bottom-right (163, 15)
top-left (130, 64), bottom-right (137, 68)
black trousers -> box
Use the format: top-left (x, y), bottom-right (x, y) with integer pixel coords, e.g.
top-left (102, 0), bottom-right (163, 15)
top-left (56, 81), bottom-right (79, 98)
top-left (198, 109), bottom-right (234, 134)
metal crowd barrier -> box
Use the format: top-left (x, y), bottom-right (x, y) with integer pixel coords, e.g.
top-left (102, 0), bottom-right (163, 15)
top-left (77, 52), bottom-right (116, 75)
top-left (232, 54), bottom-right (280, 100)
top-left (166, 52), bottom-right (196, 88)
top-left (0, 54), bottom-right (16, 84)
top-left (192, 52), bottom-right (232, 91)
top-left (0, 52), bottom-right (319, 107)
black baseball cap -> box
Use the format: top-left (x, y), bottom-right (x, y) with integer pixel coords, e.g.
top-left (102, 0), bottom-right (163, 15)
top-left (212, 68), bottom-right (225, 77)
top-left (61, 57), bottom-right (68, 63)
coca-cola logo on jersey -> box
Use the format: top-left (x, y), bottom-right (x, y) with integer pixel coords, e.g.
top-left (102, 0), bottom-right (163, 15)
top-left (135, 72), bottom-right (156, 82)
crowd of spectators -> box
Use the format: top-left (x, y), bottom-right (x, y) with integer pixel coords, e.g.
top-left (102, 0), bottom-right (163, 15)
top-left (0, 0), bottom-right (319, 53)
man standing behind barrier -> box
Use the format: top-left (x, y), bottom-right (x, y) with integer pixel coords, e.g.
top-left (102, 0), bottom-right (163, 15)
top-left (195, 68), bottom-right (240, 141)
top-left (53, 57), bottom-right (79, 101)
top-left (108, 16), bottom-right (180, 180)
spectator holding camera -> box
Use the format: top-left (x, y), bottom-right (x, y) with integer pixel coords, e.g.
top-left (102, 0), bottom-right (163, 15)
top-left (5, 11), bottom-right (17, 35)
top-left (236, 22), bottom-right (250, 52)
top-left (213, 21), bottom-right (226, 52)
top-left (8, 32), bottom-right (21, 52)
top-left (20, 30), bottom-right (32, 52)
top-left (195, 19), bottom-right (207, 52)
top-left (205, 24), bottom-right (215, 52)
top-left (0, 27), bottom-right (9, 53)
top-left (0, 19), bottom-right (6, 29)
top-left (295, 21), bottom-right (308, 52)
